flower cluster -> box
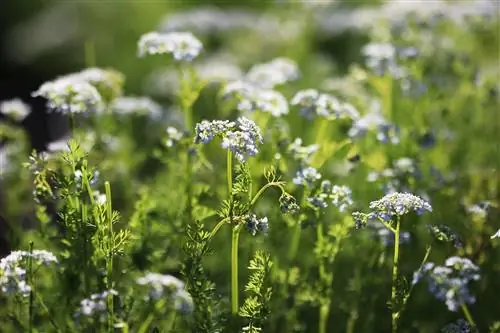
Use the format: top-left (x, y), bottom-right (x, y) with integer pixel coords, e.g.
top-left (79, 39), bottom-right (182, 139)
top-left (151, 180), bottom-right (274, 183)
top-left (308, 180), bottom-right (353, 212)
top-left (194, 117), bottom-right (263, 162)
top-left (348, 102), bottom-right (400, 145)
top-left (111, 96), bottom-right (163, 120)
top-left (362, 42), bottom-right (406, 78)
top-left (0, 98), bottom-right (31, 121)
top-left (466, 201), bottom-right (491, 220)
top-left (368, 192), bottom-right (432, 221)
top-left (0, 250), bottom-right (58, 297)
top-left (286, 138), bottom-right (319, 165)
top-left (75, 289), bottom-right (118, 317)
top-left (165, 126), bottom-right (185, 147)
top-left (441, 319), bottom-right (477, 333)
top-left (194, 119), bottom-right (235, 144)
top-left (33, 78), bottom-right (102, 114)
top-left (33, 67), bottom-right (123, 114)
top-left (293, 167), bottom-right (321, 187)
top-left (279, 193), bottom-right (300, 214)
top-left (245, 214), bottom-right (269, 236)
top-left (222, 80), bottom-right (289, 117)
top-left (137, 31), bottom-right (203, 61)
top-left (245, 57), bottom-right (300, 89)
top-left (412, 256), bottom-right (480, 312)
top-left (136, 273), bottom-right (193, 313)
top-left (291, 89), bottom-right (359, 120)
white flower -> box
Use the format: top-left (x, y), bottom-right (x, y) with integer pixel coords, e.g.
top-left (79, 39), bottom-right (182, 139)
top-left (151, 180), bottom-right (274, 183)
top-left (138, 31), bottom-right (203, 61)
top-left (0, 99), bottom-right (31, 121)
top-left (246, 57), bottom-right (300, 89)
top-left (222, 81), bottom-right (289, 117)
top-left (111, 96), bottom-right (163, 120)
top-left (33, 77), bottom-right (102, 114)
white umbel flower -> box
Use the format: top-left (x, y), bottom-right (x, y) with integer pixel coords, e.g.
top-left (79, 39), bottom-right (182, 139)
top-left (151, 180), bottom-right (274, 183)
top-left (138, 31), bottom-right (203, 61)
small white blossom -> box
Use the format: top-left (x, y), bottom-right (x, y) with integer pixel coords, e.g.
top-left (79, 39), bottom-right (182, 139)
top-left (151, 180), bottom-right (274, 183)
top-left (194, 117), bottom-right (263, 162)
top-left (75, 289), bottom-right (118, 317)
top-left (222, 81), bottom-right (289, 117)
top-left (165, 126), bottom-right (184, 147)
top-left (138, 31), bottom-right (203, 61)
top-left (0, 99), bottom-right (31, 121)
top-left (136, 273), bottom-right (193, 313)
top-left (111, 96), bottom-right (163, 120)
top-left (33, 77), bottom-right (103, 114)
top-left (369, 192), bottom-right (432, 221)
top-left (291, 89), bottom-right (358, 120)
top-left (0, 249), bottom-right (57, 297)
top-left (293, 167), bottom-right (322, 187)
top-left (287, 138), bottom-right (319, 165)
top-left (246, 57), bottom-right (300, 89)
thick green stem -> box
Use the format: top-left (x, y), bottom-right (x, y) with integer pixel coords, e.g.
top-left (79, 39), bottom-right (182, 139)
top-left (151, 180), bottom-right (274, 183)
top-left (461, 304), bottom-right (476, 328)
top-left (288, 221), bottom-right (302, 262)
top-left (28, 241), bottom-right (34, 333)
top-left (231, 225), bottom-right (242, 314)
top-left (318, 303), bottom-right (330, 333)
top-left (391, 217), bottom-right (401, 333)
top-left (105, 182), bottom-right (114, 332)
top-left (165, 311), bottom-right (177, 332)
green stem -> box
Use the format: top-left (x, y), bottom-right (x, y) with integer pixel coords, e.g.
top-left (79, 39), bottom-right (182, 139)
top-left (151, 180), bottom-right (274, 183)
top-left (346, 309), bottom-right (358, 333)
top-left (318, 303), bottom-right (330, 333)
top-left (185, 149), bottom-right (193, 222)
top-left (288, 221), bottom-right (302, 262)
top-left (36, 294), bottom-right (62, 333)
top-left (231, 225), bottom-right (242, 315)
top-left (105, 181), bottom-right (114, 333)
top-left (227, 149), bottom-right (233, 207)
top-left (28, 241), bottom-right (34, 333)
top-left (249, 182), bottom-right (284, 208)
top-left (165, 311), bottom-right (177, 332)
top-left (461, 304), bottom-right (476, 328)
top-left (81, 203), bottom-right (90, 295)
top-left (400, 245), bottom-right (432, 316)
top-left (391, 217), bottom-right (401, 333)
top-left (200, 217), bottom-right (231, 255)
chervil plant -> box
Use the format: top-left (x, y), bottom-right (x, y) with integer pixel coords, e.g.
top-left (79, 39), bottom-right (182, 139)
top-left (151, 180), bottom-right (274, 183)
top-left (0, 2), bottom-right (499, 333)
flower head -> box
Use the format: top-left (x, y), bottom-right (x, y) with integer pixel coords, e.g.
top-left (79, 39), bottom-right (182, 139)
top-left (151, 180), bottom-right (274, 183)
top-left (287, 138), bottom-right (319, 165)
top-left (138, 31), bottom-right (203, 61)
top-left (368, 192), bottom-right (432, 221)
top-left (111, 96), bottom-right (163, 119)
top-left (293, 167), bottom-right (321, 187)
top-left (194, 117), bottom-right (263, 162)
top-left (246, 57), bottom-right (300, 89)
top-left (165, 126), bottom-right (185, 147)
top-left (0, 99), bottom-right (31, 121)
top-left (308, 181), bottom-right (354, 212)
top-left (245, 214), bottom-right (269, 236)
top-left (136, 273), bottom-right (193, 313)
top-left (291, 89), bottom-right (358, 120)
top-left (279, 193), bottom-right (300, 214)
top-left (222, 81), bottom-right (289, 117)
top-left (441, 319), bottom-right (477, 333)
top-left (33, 77), bottom-right (102, 114)
top-left (75, 290), bottom-right (118, 317)
top-left (0, 250), bottom-right (58, 297)
top-left (413, 256), bottom-right (480, 312)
